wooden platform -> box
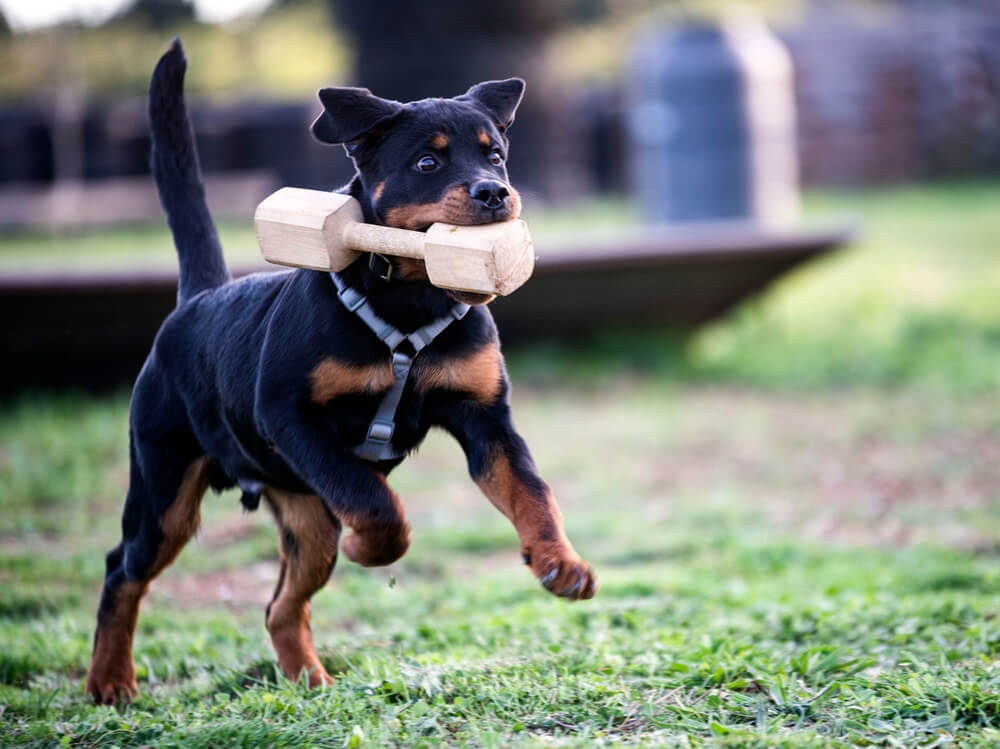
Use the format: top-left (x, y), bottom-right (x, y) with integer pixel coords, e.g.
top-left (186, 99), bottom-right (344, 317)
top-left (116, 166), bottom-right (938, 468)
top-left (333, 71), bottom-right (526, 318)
top-left (0, 221), bottom-right (852, 394)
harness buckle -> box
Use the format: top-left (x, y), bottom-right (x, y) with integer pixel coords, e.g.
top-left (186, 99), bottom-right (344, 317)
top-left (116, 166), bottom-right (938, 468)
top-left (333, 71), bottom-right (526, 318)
top-left (391, 351), bottom-right (412, 375)
top-left (366, 420), bottom-right (395, 444)
top-left (368, 252), bottom-right (393, 282)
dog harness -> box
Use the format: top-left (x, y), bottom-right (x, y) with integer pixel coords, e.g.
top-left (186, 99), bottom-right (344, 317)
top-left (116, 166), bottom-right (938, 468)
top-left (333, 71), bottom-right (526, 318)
top-left (329, 269), bottom-right (470, 462)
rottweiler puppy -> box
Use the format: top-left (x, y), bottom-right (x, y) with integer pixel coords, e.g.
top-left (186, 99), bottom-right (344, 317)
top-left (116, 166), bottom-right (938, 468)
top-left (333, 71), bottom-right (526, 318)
top-left (86, 39), bottom-right (596, 705)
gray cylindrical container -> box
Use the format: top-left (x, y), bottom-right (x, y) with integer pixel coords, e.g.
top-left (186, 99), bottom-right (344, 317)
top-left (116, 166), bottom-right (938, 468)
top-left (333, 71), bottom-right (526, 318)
top-left (626, 17), bottom-right (800, 225)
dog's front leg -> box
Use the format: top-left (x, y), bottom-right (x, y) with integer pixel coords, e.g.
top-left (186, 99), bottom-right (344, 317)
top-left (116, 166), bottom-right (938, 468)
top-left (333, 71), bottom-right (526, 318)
top-left (441, 402), bottom-right (597, 600)
top-left (258, 410), bottom-right (410, 567)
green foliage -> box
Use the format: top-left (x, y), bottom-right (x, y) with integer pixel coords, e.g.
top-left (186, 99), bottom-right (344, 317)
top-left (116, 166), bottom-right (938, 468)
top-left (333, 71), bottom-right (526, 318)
top-left (0, 1), bottom-right (348, 101)
top-left (689, 181), bottom-right (1000, 393)
top-left (510, 181), bottom-right (1000, 395)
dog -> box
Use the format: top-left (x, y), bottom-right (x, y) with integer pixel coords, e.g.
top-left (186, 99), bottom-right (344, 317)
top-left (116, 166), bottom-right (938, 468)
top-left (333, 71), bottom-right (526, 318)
top-left (85, 39), bottom-right (596, 705)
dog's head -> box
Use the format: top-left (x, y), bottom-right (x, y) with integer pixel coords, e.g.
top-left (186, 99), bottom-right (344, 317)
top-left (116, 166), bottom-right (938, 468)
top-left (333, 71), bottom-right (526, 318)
top-left (310, 79), bottom-right (525, 304)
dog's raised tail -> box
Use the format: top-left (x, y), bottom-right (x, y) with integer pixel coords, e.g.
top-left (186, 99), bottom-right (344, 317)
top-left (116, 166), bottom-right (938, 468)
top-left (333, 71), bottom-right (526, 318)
top-left (149, 38), bottom-right (229, 304)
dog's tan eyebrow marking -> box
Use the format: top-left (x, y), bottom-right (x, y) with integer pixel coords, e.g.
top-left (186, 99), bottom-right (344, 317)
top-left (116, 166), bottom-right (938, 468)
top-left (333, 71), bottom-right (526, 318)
top-left (373, 181), bottom-right (385, 202)
top-left (478, 130), bottom-right (490, 146)
top-left (432, 132), bottom-right (449, 149)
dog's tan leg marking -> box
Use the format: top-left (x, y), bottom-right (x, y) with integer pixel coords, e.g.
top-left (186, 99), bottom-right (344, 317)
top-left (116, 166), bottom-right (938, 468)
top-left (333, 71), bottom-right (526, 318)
top-left (86, 457), bottom-right (211, 704)
top-left (85, 580), bottom-right (146, 704)
top-left (265, 489), bottom-right (341, 687)
top-left (476, 451), bottom-right (596, 600)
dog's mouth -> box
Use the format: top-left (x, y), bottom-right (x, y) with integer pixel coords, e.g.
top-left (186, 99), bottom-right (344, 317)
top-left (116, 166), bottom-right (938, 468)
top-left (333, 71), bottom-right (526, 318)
top-left (409, 207), bottom-right (517, 234)
top-left (383, 184), bottom-right (521, 233)
top-left (377, 184), bottom-right (518, 305)
top-left (446, 289), bottom-right (497, 306)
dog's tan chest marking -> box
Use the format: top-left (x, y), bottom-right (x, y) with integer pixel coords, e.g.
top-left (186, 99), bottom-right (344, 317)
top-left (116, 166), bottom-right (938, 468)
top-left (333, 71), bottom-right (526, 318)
top-left (416, 343), bottom-right (502, 403)
top-left (310, 358), bottom-right (395, 404)
top-left (311, 344), bottom-right (500, 406)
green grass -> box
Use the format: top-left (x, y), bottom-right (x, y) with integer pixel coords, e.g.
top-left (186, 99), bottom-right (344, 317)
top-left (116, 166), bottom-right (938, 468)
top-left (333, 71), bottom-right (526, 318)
top-left (3, 181), bottom-right (1000, 746)
top-left (3, 385), bottom-right (1000, 746)
top-left (690, 182), bottom-right (1000, 392)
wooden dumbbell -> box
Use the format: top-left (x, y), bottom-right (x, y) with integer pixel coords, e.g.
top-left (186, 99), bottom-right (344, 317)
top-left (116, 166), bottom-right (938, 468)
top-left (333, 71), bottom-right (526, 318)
top-left (254, 187), bottom-right (535, 296)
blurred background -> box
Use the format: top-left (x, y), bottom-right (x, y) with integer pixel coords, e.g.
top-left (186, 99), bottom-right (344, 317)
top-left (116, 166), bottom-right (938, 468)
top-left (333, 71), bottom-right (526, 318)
top-left (1, 0), bottom-right (999, 392)
top-left (2, 0), bottom-right (999, 216)
top-left (3, 3), bottom-right (1000, 742)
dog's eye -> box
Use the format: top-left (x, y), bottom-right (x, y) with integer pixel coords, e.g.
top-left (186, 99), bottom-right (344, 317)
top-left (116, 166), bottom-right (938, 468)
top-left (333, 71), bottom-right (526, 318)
top-left (488, 149), bottom-right (505, 166)
top-left (415, 155), bottom-right (439, 172)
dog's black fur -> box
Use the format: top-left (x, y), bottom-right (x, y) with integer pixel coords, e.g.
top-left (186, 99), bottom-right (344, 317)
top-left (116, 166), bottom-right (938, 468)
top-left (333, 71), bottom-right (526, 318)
top-left (86, 39), bottom-right (595, 704)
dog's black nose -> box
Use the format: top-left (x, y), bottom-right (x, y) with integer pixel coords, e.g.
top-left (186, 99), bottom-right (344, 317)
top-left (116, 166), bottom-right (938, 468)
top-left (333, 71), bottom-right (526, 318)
top-left (470, 180), bottom-right (509, 210)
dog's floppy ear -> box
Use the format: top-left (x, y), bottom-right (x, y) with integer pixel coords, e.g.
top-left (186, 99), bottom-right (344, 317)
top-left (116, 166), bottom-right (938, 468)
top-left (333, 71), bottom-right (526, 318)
top-left (311, 87), bottom-right (404, 145)
top-left (461, 78), bottom-right (525, 131)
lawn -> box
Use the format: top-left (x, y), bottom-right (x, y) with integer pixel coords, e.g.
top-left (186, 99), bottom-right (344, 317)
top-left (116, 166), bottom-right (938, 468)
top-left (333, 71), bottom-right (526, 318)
top-left (2, 182), bottom-right (1000, 746)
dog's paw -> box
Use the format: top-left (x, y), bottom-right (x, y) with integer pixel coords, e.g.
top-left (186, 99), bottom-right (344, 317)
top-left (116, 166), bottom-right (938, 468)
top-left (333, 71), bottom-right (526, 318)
top-left (85, 673), bottom-right (138, 706)
top-left (308, 666), bottom-right (335, 688)
top-left (341, 524), bottom-right (410, 567)
top-left (526, 547), bottom-right (597, 601)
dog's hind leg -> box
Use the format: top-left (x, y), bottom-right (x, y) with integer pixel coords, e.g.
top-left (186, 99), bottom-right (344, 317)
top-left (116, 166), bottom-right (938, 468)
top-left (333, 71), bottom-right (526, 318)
top-left (263, 489), bottom-right (341, 687)
top-left (86, 450), bottom-right (210, 703)
top-left (86, 374), bottom-right (211, 703)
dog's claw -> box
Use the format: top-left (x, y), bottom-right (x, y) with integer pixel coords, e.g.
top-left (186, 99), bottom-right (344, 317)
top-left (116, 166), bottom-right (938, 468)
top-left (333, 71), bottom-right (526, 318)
top-left (89, 680), bottom-right (137, 706)
top-left (531, 553), bottom-right (597, 601)
top-left (567, 572), bottom-right (584, 596)
top-left (540, 567), bottom-right (558, 589)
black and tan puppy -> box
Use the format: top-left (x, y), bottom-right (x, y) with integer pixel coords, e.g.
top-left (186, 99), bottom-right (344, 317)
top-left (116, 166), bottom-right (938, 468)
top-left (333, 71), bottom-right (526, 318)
top-left (86, 39), bottom-right (596, 704)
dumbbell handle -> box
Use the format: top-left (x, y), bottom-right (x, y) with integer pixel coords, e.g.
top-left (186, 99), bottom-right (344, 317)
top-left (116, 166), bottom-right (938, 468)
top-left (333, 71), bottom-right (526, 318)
top-left (341, 222), bottom-right (428, 260)
top-left (255, 188), bottom-right (433, 271)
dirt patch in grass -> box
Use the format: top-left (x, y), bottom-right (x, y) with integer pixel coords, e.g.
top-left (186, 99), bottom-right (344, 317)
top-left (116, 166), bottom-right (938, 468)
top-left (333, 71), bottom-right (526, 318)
top-left (504, 385), bottom-right (1000, 551)
top-left (149, 561), bottom-right (279, 610)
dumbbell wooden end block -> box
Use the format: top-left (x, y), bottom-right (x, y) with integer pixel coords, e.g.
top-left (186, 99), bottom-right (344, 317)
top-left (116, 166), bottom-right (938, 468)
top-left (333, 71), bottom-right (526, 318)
top-left (255, 187), bottom-right (535, 296)
top-left (255, 188), bottom-right (363, 272)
